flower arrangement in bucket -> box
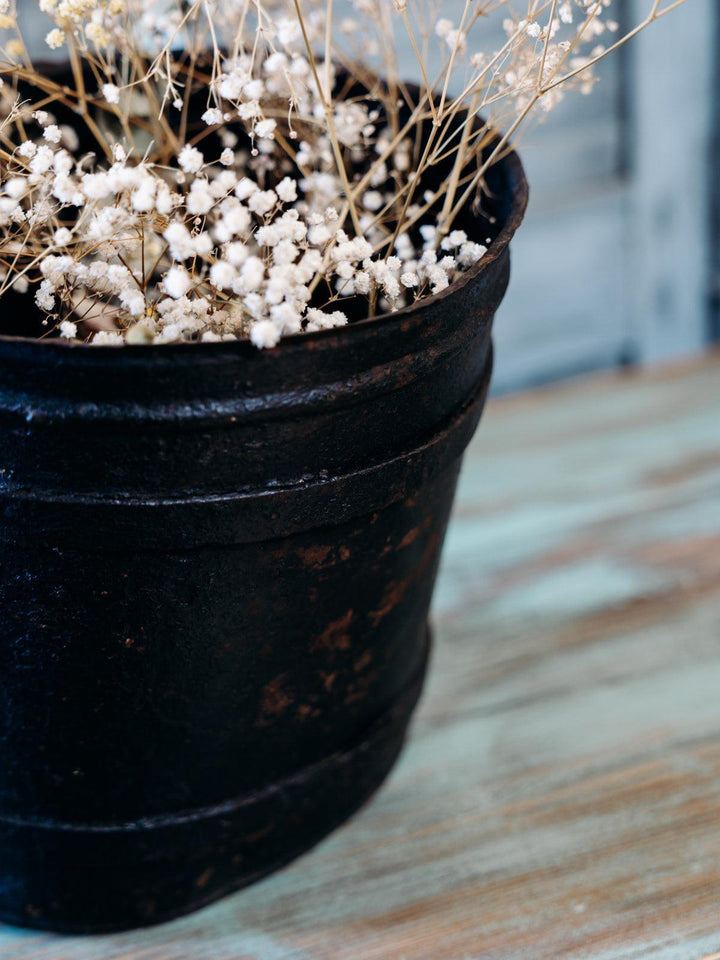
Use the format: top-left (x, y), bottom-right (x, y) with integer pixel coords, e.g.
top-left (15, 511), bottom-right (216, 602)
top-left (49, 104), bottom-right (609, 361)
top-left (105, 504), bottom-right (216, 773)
top-left (0, 0), bottom-right (681, 344)
top-left (0, 0), bottom-right (684, 934)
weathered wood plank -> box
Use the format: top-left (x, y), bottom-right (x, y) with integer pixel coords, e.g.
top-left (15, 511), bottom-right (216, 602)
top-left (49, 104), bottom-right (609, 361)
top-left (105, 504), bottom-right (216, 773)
top-left (2, 353), bottom-right (720, 959)
top-left (629, 0), bottom-right (716, 363)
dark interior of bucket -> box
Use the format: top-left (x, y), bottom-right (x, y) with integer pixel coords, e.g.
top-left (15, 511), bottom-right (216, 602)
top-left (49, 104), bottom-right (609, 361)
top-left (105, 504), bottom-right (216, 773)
top-left (0, 60), bottom-right (511, 340)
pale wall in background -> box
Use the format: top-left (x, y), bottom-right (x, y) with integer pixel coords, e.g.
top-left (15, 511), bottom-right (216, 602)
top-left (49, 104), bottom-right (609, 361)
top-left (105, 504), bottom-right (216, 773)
top-left (368, 0), bottom-right (717, 390)
top-left (446, 0), bottom-right (716, 391)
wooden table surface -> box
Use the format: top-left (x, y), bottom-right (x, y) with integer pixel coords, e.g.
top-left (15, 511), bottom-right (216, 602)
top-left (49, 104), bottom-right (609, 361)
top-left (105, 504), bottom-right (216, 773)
top-left (3, 353), bottom-right (720, 960)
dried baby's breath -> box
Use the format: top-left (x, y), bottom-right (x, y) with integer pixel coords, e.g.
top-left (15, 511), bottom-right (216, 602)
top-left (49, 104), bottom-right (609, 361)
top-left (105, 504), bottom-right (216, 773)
top-left (0, 0), bottom-right (686, 346)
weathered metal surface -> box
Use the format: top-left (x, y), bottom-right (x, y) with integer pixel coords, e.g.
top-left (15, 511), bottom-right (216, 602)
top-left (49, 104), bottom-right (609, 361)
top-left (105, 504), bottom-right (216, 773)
top-left (0, 143), bottom-right (527, 930)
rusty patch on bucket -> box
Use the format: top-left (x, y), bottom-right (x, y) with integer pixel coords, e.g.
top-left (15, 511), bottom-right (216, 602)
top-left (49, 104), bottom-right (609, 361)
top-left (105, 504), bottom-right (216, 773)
top-left (311, 609), bottom-right (353, 652)
top-left (256, 674), bottom-right (293, 726)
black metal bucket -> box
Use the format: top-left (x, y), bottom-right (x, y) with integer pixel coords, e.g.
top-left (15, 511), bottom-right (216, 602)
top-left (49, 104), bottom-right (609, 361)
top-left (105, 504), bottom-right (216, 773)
top-left (0, 149), bottom-right (527, 933)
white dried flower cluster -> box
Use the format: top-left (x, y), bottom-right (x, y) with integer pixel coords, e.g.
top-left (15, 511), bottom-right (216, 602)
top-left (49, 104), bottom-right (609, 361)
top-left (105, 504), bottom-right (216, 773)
top-left (0, 119), bottom-right (486, 345)
top-left (497, 0), bottom-right (620, 111)
top-left (0, 0), bottom-right (678, 345)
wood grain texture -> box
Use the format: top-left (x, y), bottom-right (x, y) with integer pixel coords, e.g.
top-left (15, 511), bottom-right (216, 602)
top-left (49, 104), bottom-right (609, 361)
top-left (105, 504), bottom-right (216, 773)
top-left (2, 352), bottom-right (720, 959)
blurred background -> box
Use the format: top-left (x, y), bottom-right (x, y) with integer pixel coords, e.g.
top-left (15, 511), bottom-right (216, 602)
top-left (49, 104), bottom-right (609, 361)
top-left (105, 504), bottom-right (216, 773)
top-left (410, 0), bottom-right (718, 393)
top-left (488, 0), bottom-right (718, 392)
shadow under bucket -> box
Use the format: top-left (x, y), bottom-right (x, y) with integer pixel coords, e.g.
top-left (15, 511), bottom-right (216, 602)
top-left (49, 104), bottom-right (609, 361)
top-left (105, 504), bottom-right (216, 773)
top-left (0, 148), bottom-right (527, 933)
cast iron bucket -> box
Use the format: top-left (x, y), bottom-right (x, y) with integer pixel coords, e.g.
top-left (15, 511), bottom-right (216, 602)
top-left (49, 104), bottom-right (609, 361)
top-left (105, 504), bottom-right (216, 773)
top-left (0, 149), bottom-right (527, 933)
